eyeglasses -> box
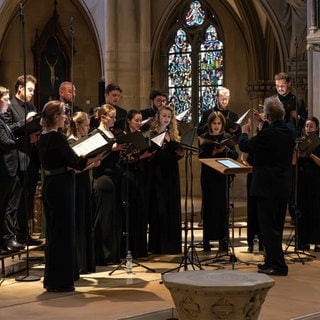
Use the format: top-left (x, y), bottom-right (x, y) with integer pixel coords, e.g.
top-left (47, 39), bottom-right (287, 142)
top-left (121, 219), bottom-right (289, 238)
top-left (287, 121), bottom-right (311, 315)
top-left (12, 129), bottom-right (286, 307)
top-left (275, 84), bottom-right (288, 88)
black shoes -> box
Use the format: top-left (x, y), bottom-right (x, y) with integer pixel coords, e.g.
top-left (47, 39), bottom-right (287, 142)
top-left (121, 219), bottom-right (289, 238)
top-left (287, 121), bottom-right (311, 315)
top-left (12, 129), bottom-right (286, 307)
top-left (18, 237), bottom-right (43, 246)
top-left (0, 244), bottom-right (19, 255)
top-left (7, 239), bottom-right (25, 250)
top-left (258, 267), bottom-right (288, 276)
top-left (46, 286), bottom-right (75, 292)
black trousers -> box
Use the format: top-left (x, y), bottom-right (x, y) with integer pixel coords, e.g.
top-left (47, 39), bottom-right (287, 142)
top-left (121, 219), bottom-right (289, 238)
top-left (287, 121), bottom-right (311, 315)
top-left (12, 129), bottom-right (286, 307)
top-left (256, 196), bottom-right (288, 273)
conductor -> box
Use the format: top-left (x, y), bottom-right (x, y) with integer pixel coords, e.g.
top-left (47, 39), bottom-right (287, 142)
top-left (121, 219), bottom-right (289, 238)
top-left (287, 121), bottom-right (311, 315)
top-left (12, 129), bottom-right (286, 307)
top-left (238, 98), bottom-right (296, 276)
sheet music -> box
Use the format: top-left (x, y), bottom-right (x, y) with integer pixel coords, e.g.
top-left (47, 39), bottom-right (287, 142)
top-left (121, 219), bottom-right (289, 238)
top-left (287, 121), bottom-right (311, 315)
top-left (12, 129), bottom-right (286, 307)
top-left (151, 131), bottom-right (166, 147)
top-left (72, 132), bottom-right (109, 156)
top-left (141, 117), bottom-right (151, 126)
top-left (236, 109), bottom-right (251, 125)
top-left (176, 109), bottom-right (189, 121)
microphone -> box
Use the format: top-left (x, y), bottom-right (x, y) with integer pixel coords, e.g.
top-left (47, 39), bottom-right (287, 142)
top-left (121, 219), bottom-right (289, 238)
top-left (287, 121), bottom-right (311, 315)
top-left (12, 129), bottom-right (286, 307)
top-left (19, 3), bottom-right (24, 23)
top-left (70, 17), bottom-right (74, 36)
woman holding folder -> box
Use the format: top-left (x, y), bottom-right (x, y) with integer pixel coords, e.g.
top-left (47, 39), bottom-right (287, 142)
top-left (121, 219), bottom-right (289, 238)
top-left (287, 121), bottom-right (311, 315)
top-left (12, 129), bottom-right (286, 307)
top-left (199, 111), bottom-right (238, 252)
top-left (92, 104), bottom-right (126, 265)
top-left (38, 100), bottom-right (88, 292)
top-left (148, 104), bottom-right (184, 254)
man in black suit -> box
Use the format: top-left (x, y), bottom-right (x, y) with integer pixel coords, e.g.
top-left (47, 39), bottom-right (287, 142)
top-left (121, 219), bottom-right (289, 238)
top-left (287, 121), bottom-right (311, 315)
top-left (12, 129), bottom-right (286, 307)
top-left (0, 86), bottom-right (38, 253)
top-left (239, 97), bottom-right (296, 276)
top-left (265, 72), bottom-right (307, 135)
top-left (3, 74), bottom-right (42, 246)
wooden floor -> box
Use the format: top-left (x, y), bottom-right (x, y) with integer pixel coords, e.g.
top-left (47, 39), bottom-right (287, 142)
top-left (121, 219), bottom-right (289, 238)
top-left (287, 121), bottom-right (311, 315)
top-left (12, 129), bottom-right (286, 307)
top-left (1, 224), bottom-right (320, 320)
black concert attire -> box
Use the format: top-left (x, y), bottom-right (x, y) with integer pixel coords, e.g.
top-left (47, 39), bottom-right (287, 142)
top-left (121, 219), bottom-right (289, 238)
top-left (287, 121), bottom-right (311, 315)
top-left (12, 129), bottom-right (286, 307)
top-left (68, 135), bottom-right (95, 274)
top-left (119, 139), bottom-right (149, 258)
top-left (112, 106), bottom-right (127, 133)
top-left (92, 130), bottom-right (123, 265)
top-left (38, 131), bottom-right (87, 290)
top-left (199, 132), bottom-right (238, 251)
top-left (3, 96), bottom-right (40, 244)
top-left (239, 120), bottom-right (296, 275)
top-left (197, 106), bottom-right (239, 136)
top-left (0, 115), bottom-right (26, 253)
top-left (265, 93), bottom-right (307, 221)
top-left (265, 93), bottom-right (307, 134)
top-left (148, 133), bottom-right (183, 254)
top-left (296, 144), bottom-right (320, 249)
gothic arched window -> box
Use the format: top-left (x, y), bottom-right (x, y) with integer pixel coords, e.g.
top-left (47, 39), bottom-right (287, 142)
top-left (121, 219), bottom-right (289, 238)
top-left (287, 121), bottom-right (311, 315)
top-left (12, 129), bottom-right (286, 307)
top-left (167, 1), bottom-right (224, 124)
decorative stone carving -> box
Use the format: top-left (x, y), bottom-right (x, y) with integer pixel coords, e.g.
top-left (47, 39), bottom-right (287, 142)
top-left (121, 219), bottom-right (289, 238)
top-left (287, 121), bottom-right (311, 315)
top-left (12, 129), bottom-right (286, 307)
top-left (162, 270), bottom-right (275, 320)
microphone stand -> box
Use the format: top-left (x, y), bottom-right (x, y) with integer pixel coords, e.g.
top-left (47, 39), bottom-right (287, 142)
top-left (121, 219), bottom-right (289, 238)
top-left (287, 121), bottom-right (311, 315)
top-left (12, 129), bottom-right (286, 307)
top-left (109, 145), bottom-right (155, 275)
top-left (162, 140), bottom-right (205, 275)
top-left (15, 3), bottom-right (40, 282)
top-left (69, 17), bottom-right (74, 117)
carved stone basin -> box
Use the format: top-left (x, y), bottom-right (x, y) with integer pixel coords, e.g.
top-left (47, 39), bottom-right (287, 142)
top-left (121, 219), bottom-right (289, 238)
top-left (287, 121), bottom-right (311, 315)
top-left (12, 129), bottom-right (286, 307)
top-left (162, 270), bottom-right (275, 320)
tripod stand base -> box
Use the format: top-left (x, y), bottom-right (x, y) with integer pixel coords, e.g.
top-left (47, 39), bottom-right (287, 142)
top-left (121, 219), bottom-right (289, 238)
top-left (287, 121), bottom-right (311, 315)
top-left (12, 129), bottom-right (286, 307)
top-left (109, 259), bottom-right (155, 276)
top-left (15, 275), bottom-right (40, 282)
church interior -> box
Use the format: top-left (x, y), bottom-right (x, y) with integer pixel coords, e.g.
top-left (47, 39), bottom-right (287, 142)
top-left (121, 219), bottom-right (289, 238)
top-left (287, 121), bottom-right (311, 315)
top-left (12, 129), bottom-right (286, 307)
top-left (1, 0), bottom-right (320, 319)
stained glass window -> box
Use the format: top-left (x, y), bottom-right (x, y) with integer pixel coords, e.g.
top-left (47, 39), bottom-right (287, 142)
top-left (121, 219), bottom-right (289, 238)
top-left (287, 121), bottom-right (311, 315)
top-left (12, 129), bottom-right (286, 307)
top-left (167, 1), bottom-right (224, 123)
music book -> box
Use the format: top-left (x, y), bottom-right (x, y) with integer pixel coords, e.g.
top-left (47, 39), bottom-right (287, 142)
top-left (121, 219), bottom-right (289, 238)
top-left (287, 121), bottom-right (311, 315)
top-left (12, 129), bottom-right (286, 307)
top-left (176, 109), bottom-right (189, 121)
top-left (298, 132), bottom-right (320, 156)
top-left (166, 128), bottom-right (198, 152)
top-left (71, 130), bottom-right (113, 157)
top-left (199, 134), bottom-right (240, 148)
top-left (13, 114), bottom-right (42, 136)
top-left (116, 131), bottom-right (149, 150)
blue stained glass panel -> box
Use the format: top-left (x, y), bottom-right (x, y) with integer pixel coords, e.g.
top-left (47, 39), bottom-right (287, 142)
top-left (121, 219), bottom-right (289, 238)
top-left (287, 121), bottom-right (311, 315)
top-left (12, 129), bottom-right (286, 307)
top-left (169, 87), bottom-right (192, 122)
top-left (185, 1), bottom-right (205, 26)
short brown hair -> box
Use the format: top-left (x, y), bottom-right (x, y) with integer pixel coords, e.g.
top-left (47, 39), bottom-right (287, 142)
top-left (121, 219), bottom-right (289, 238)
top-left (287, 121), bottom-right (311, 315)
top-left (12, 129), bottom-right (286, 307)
top-left (14, 74), bottom-right (37, 93)
top-left (274, 72), bottom-right (290, 83)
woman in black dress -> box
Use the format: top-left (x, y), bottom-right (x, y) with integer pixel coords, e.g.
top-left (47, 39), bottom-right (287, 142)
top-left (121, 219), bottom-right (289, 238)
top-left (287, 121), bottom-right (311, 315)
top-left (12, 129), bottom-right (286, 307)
top-left (199, 111), bottom-right (238, 252)
top-left (38, 100), bottom-right (88, 292)
top-left (120, 110), bottom-right (153, 258)
top-left (148, 104), bottom-right (184, 254)
top-left (296, 116), bottom-right (320, 252)
top-left (67, 111), bottom-right (97, 274)
top-left (92, 104), bottom-right (126, 265)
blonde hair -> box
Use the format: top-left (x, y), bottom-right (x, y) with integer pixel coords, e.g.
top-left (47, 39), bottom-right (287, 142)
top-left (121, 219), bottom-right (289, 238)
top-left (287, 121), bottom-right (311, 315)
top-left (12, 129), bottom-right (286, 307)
top-left (0, 86), bottom-right (9, 98)
top-left (151, 104), bottom-right (181, 142)
top-left (94, 103), bottom-right (116, 120)
top-left (66, 111), bottom-right (90, 137)
top-left (218, 87), bottom-right (230, 96)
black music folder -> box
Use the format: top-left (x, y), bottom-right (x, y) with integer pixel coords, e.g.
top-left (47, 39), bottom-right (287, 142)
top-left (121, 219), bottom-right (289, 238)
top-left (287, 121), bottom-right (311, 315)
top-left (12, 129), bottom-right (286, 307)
top-left (199, 134), bottom-right (240, 148)
top-left (13, 114), bottom-right (42, 136)
top-left (71, 130), bottom-right (113, 157)
top-left (116, 131), bottom-right (149, 150)
top-left (298, 132), bottom-right (320, 156)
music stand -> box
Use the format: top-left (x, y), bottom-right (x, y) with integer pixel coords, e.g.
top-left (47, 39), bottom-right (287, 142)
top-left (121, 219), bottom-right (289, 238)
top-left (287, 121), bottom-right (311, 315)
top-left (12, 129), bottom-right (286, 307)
top-left (199, 158), bottom-right (252, 270)
top-left (161, 128), bottom-right (207, 274)
top-left (109, 131), bottom-right (155, 275)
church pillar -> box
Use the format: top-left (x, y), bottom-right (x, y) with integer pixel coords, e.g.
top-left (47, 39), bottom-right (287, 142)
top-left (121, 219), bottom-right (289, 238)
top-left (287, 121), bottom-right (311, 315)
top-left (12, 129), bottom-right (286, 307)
top-left (104, 0), bottom-right (151, 108)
